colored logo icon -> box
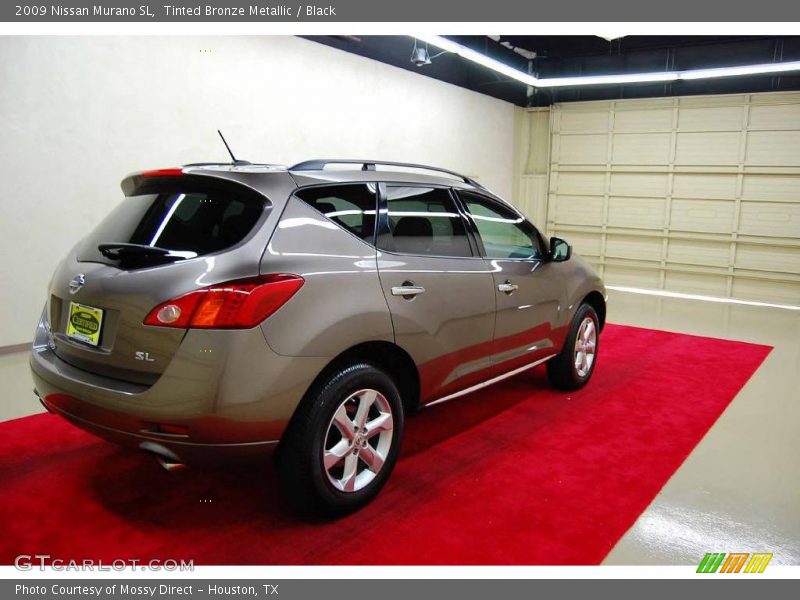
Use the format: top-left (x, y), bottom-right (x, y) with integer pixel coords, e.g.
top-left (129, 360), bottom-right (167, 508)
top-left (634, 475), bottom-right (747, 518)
top-left (697, 552), bottom-right (773, 573)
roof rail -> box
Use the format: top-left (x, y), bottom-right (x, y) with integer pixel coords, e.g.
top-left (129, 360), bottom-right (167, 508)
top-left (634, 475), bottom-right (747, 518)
top-left (289, 159), bottom-right (484, 189)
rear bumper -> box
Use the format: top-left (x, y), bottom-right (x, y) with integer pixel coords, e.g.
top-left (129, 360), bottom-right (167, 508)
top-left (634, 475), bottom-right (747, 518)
top-left (34, 387), bottom-right (277, 464)
top-left (29, 318), bottom-right (330, 465)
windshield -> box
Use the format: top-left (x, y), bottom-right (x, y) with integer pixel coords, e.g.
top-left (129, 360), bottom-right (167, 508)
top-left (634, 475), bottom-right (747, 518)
top-left (76, 191), bottom-right (264, 268)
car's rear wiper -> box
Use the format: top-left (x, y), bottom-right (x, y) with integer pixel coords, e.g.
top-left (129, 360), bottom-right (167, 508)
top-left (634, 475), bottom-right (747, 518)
top-left (98, 243), bottom-right (197, 261)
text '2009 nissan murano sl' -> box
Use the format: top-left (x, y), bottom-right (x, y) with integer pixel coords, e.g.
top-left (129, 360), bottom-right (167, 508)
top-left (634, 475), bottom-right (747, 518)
top-left (30, 158), bottom-right (606, 514)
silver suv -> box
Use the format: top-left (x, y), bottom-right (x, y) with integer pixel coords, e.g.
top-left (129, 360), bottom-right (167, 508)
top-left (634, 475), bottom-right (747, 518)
top-left (30, 159), bottom-right (606, 514)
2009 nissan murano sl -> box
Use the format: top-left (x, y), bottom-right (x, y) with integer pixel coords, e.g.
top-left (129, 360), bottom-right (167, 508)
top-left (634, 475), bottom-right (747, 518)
top-left (30, 159), bottom-right (606, 514)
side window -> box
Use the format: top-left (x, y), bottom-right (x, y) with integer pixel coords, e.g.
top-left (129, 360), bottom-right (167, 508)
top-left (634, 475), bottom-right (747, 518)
top-left (460, 191), bottom-right (543, 260)
top-left (295, 184), bottom-right (377, 242)
top-left (379, 186), bottom-right (473, 257)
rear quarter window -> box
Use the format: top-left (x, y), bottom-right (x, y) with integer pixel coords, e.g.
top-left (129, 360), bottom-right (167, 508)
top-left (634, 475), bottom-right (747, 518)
top-left (294, 184), bottom-right (377, 242)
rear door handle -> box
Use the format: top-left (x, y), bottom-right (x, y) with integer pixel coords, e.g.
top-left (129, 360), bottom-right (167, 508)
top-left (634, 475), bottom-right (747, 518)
top-left (391, 285), bottom-right (426, 297)
top-left (497, 280), bottom-right (519, 294)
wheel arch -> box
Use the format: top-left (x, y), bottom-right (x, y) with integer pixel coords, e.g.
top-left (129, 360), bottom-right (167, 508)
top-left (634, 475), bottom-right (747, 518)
top-left (582, 290), bottom-right (607, 331)
top-left (301, 341), bottom-right (421, 417)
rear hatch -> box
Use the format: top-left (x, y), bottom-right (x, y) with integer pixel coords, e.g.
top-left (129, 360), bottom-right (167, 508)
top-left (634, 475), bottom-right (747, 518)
top-left (48, 170), bottom-right (272, 385)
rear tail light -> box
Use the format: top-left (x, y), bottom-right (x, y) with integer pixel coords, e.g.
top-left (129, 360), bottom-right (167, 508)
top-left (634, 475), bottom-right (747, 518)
top-left (143, 274), bottom-right (304, 329)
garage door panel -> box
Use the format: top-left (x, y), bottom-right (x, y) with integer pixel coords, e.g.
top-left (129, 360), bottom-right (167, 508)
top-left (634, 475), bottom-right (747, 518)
top-left (554, 231), bottom-right (602, 257)
top-left (609, 173), bottom-right (668, 197)
top-left (556, 134), bottom-right (608, 164)
top-left (678, 106), bottom-right (744, 131)
top-left (673, 173), bottom-right (738, 200)
top-left (606, 235), bottom-right (662, 261)
top-left (607, 196), bottom-right (666, 229)
top-left (732, 278), bottom-right (800, 304)
top-left (665, 271), bottom-right (728, 296)
top-left (739, 201), bottom-right (800, 238)
top-left (555, 172), bottom-right (606, 195)
top-left (670, 199), bottom-right (735, 233)
top-left (675, 132), bottom-right (741, 165)
top-left (612, 133), bottom-right (671, 164)
top-left (558, 110), bottom-right (609, 133)
top-left (741, 174), bottom-right (800, 201)
top-left (604, 265), bottom-right (661, 288)
top-left (745, 131), bottom-right (800, 166)
top-left (735, 243), bottom-right (800, 274)
top-left (613, 108), bottom-right (672, 132)
top-left (750, 92), bottom-right (800, 106)
top-left (678, 94), bottom-right (746, 109)
top-left (748, 103), bottom-right (800, 130)
top-left (553, 195), bottom-right (604, 226)
top-left (546, 93), bottom-right (800, 306)
top-left (667, 239), bottom-right (730, 268)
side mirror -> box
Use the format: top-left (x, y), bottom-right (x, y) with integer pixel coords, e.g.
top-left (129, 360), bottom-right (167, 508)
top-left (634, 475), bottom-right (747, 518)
top-left (549, 237), bottom-right (571, 262)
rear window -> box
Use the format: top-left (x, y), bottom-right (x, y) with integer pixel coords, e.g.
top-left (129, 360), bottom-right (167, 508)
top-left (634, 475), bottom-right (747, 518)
top-left (76, 191), bottom-right (264, 266)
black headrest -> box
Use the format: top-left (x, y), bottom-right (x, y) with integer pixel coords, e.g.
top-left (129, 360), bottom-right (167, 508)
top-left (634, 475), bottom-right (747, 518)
top-left (394, 216), bottom-right (433, 238)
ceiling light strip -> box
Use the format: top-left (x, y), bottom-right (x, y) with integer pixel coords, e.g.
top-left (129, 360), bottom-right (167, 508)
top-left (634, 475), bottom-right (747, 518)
top-left (413, 35), bottom-right (800, 88)
top-left (414, 34), bottom-right (537, 86)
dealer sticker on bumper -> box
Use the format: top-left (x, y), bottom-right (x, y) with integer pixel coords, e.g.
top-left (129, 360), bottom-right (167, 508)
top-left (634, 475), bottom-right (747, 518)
top-left (66, 301), bottom-right (104, 347)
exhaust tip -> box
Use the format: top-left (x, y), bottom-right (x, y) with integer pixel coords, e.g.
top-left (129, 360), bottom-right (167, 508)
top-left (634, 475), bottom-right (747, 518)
top-left (139, 441), bottom-right (186, 472)
top-left (155, 455), bottom-right (187, 472)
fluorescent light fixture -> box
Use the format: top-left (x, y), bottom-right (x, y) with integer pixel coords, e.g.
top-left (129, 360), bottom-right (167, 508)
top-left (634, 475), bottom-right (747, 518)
top-left (414, 34), bottom-right (537, 86)
top-left (679, 60), bottom-right (800, 80)
top-left (412, 35), bottom-right (800, 88)
top-left (537, 72), bottom-right (679, 88)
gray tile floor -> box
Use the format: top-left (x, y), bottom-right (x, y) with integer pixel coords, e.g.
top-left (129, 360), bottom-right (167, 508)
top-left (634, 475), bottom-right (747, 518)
top-left (2, 289), bottom-right (798, 564)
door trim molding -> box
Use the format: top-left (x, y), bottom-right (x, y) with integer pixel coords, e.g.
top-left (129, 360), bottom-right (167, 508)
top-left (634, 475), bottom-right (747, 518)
top-left (424, 353), bottom-right (558, 408)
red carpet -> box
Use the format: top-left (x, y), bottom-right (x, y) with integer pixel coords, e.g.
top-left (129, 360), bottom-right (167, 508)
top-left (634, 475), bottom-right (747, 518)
top-left (0, 324), bottom-right (770, 565)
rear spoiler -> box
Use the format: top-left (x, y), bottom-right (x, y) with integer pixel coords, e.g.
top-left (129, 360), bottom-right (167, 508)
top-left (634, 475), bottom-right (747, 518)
top-left (120, 164), bottom-right (284, 197)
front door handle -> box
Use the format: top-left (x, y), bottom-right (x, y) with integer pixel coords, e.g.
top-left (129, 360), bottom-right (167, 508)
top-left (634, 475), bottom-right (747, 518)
top-left (497, 280), bottom-right (519, 295)
top-left (391, 284), bottom-right (426, 297)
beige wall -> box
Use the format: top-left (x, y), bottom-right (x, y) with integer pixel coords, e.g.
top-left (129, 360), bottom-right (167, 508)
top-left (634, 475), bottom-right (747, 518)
top-left (516, 92), bottom-right (800, 306)
top-left (0, 36), bottom-right (515, 346)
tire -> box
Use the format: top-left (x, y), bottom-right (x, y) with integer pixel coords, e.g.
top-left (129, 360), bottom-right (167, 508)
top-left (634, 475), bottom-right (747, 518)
top-left (546, 303), bottom-right (600, 391)
top-left (277, 362), bottom-right (404, 516)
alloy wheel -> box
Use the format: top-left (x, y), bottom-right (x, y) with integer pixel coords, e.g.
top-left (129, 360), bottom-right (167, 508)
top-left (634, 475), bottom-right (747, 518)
top-left (574, 316), bottom-right (597, 377)
top-left (323, 389), bottom-right (394, 493)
